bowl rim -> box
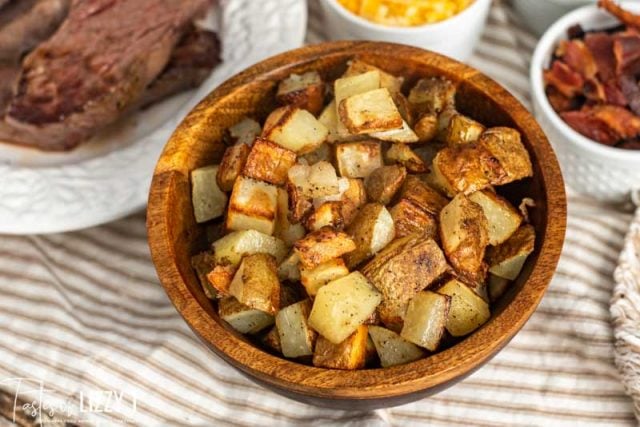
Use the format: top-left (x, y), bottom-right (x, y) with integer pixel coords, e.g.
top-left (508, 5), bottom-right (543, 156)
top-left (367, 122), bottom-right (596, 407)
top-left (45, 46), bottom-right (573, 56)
top-left (148, 41), bottom-right (567, 401)
top-left (322, 0), bottom-right (492, 33)
top-left (530, 1), bottom-right (640, 160)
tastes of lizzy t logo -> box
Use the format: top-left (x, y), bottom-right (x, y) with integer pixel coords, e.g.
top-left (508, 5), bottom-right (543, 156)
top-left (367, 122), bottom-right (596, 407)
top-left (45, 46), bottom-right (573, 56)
top-left (1, 378), bottom-right (137, 425)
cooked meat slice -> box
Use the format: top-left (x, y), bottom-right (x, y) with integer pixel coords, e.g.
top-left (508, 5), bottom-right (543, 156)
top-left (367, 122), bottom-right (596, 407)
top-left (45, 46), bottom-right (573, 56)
top-left (613, 33), bottom-right (640, 75)
top-left (618, 73), bottom-right (640, 115)
top-left (599, 0), bottom-right (640, 31)
top-left (543, 60), bottom-right (584, 98)
top-left (585, 32), bottom-right (617, 82)
top-left (561, 104), bottom-right (640, 145)
top-left (556, 39), bottom-right (597, 79)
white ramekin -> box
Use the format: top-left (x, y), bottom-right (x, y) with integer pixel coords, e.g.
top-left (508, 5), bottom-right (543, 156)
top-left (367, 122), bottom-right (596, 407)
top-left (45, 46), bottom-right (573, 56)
top-left (512, 0), bottom-right (595, 36)
top-left (530, 2), bottom-right (640, 203)
top-left (318, 0), bottom-right (492, 62)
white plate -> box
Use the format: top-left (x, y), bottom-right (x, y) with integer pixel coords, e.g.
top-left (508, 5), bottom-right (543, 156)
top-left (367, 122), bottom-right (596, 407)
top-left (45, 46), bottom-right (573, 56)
top-left (0, 0), bottom-right (307, 234)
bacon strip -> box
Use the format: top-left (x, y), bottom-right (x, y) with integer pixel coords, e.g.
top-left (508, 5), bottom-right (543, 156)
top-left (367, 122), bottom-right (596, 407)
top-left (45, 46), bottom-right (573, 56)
top-left (561, 104), bottom-right (640, 145)
top-left (543, 60), bottom-right (585, 98)
top-left (599, 0), bottom-right (640, 31)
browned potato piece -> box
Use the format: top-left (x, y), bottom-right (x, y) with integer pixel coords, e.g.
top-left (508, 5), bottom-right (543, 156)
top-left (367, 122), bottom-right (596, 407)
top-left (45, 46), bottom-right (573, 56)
top-left (262, 326), bottom-right (282, 353)
top-left (362, 237), bottom-right (448, 330)
top-left (226, 176), bottom-right (278, 235)
top-left (299, 258), bottom-right (349, 296)
top-left (286, 180), bottom-right (313, 223)
top-left (242, 138), bottom-right (297, 185)
top-left (212, 230), bottom-right (287, 266)
top-left (408, 77), bottom-right (456, 116)
top-left (414, 113), bottom-right (438, 143)
top-left (217, 143), bottom-right (251, 192)
top-left (339, 88), bottom-right (404, 134)
top-left (431, 145), bottom-right (503, 195)
top-left (370, 120), bottom-right (419, 144)
top-left (438, 278), bottom-right (490, 337)
top-left (294, 227), bottom-right (356, 269)
top-left (262, 106), bottom-right (328, 154)
top-left (304, 201), bottom-right (344, 231)
top-left (191, 251), bottom-right (217, 299)
top-left (276, 71), bottom-right (325, 115)
top-left (368, 325), bottom-right (425, 367)
top-left (229, 253), bottom-right (280, 315)
top-left (389, 198), bottom-right (438, 239)
top-left (219, 297), bottom-right (274, 334)
top-left (399, 175), bottom-right (449, 216)
top-left (335, 140), bottom-right (383, 178)
top-left (344, 203), bottom-right (395, 268)
top-left (478, 127), bottom-right (533, 184)
top-left (206, 264), bottom-right (236, 297)
top-left (287, 161), bottom-right (340, 198)
top-left (365, 165), bottom-right (407, 205)
top-left (401, 291), bottom-right (450, 351)
top-left (392, 92), bottom-right (414, 125)
top-left (386, 143), bottom-right (427, 173)
top-left (276, 299), bottom-right (317, 358)
top-left (313, 325), bottom-right (369, 370)
top-left (469, 190), bottom-right (522, 246)
top-left (191, 166), bottom-right (228, 223)
top-left (274, 188), bottom-right (306, 246)
top-left (277, 252), bottom-right (300, 281)
top-left (487, 224), bottom-right (535, 280)
top-left (445, 114), bottom-right (485, 146)
top-left (344, 59), bottom-right (403, 94)
top-left (439, 194), bottom-right (489, 282)
top-left (225, 117), bottom-right (261, 146)
top-left (340, 178), bottom-right (367, 225)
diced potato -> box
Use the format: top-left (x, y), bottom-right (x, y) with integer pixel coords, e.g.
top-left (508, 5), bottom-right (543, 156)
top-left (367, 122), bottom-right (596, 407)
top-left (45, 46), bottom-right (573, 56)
top-left (401, 291), bottom-right (450, 351)
top-left (340, 178), bottom-right (367, 226)
top-left (242, 138), bottom-right (297, 185)
top-left (300, 142), bottom-right (331, 165)
top-left (262, 106), bottom-right (328, 154)
top-left (300, 258), bottom-right (349, 296)
top-left (334, 70), bottom-right (381, 110)
top-left (286, 179), bottom-right (313, 223)
top-left (368, 325), bottom-right (425, 368)
top-left (365, 165), bottom-right (407, 205)
top-left (274, 188), bottom-right (306, 246)
top-left (219, 297), bottom-right (274, 334)
top-left (436, 105), bottom-right (458, 141)
top-left (445, 114), bottom-right (485, 146)
top-left (217, 143), bottom-right (251, 192)
top-left (426, 157), bottom-right (456, 197)
top-left (399, 175), bottom-right (449, 216)
top-left (304, 201), bottom-right (344, 231)
top-left (488, 274), bottom-right (511, 302)
top-left (335, 140), bottom-right (383, 178)
top-left (363, 237), bottom-right (448, 330)
top-left (276, 71), bottom-right (325, 115)
top-left (226, 176), bottom-right (278, 235)
top-left (191, 251), bottom-right (217, 299)
top-left (308, 272), bottom-right (382, 344)
top-left (294, 227), bottom-right (356, 269)
top-left (277, 251), bottom-right (301, 281)
top-left (437, 278), bottom-right (491, 337)
top-left (386, 143), bottom-right (427, 173)
top-left (432, 144), bottom-right (502, 195)
top-left (313, 325), bottom-right (368, 370)
top-left (191, 165), bottom-right (228, 223)
top-left (212, 229), bottom-right (287, 266)
top-left (414, 113), bottom-right (438, 143)
top-left (343, 60), bottom-right (403, 94)
top-left (229, 253), bottom-right (280, 315)
top-left (391, 92), bottom-right (414, 126)
top-left (276, 300), bottom-right (317, 358)
top-left (439, 194), bottom-right (489, 281)
top-left (226, 117), bottom-right (261, 146)
top-left (339, 88), bottom-right (404, 134)
top-left (408, 77), bottom-right (456, 116)
top-left (389, 198), bottom-right (438, 239)
top-left (312, 177), bottom-right (350, 207)
top-left (478, 127), bottom-right (533, 185)
top-left (261, 326), bottom-right (282, 353)
top-left (370, 120), bottom-right (419, 143)
top-left (469, 190), bottom-right (522, 246)
top-left (206, 264), bottom-right (236, 297)
top-left (287, 161), bottom-right (340, 198)
top-left (487, 224), bottom-right (535, 280)
top-left (318, 100), bottom-right (341, 143)
top-left (344, 203), bottom-right (395, 268)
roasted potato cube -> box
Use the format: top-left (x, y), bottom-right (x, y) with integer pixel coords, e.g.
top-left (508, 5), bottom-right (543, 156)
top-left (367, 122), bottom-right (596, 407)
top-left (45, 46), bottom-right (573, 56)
top-left (300, 143), bottom-right (332, 165)
top-left (445, 114), bottom-right (485, 146)
top-left (191, 165), bottom-right (228, 223)
top-left (278, 251), bottom-right (301, 282)
top-left (276, 299), bottom-right (317, 358)
top-left (431, 145), bottom-right (502, 195)
top-left (370, 120), bottom-right (419, 143)
top-left (344, 203), bottom-right (395, 268)
top-left (343, 60), bottom-right (403, 94)
top-left (276, 71), bottom-right (325, 115)
top-left (439, 194), bottom-right (489, 281)
top-left (262, 106), bottom-right (328, 154)
top-left (261, 326), bottom-right (282, 353)
top-left (401, 291), bottom-right (450, 351)
top-left (229, 253), bottom-right (280, 315)
top-left (313, 325), bottom-right (369, 370)
top-left (414, 113), bottom-right (438, 143)
top-left (304, 201), bottom-right (344, 231)
top-left (340, 178), bottom-right (367, 226)
top-left (368, 325), bottom-right (425, 368)
top-left (219, 297), bottom-right (274, 334)
top-left (335, 140), bottom-right (383, 178)
top-left (478, 127), bottom-right (533, 185)
top-left (286, 180), bottom-right (313, 223)
top-left (438, 278), bottom-right (490, 337)
top-left (206, 264), bottom-right (236, 297)
top-left (294, 227), bottom-right (356, 269)
top-left (242, 138), bottom-right (297, 185)
top-left (274, 188), bottom-right (306, 246)
top-left (362, 237), bottom-right (448, 330)
top-left (226, 176), bottom-right (278, 235)
top-left (392, 92), bottom-right (414, 125)
top-left (426, 157), bottom-right (456, 197)
top-left (386, 143), bottom-right (427, 173)
top-left (300, 257), bottom-right (349, 296)
top-left (334, 70), bottom-right (381, 109)
top-left (212, 229), bottom-right (287, 267)
top-left (488, 274), bottom-right (511, 302)
top-left (216, 143), bottom-right (252, 192)
top-left (469, 190), bottom-right (522, 246)
top-left (389, 198), bottom-right (438, 239)
top-left (308, 272), bottom-right (382, 344)
top-left (365, 165), bottom-right (407, 205)
top-left (226, 117), bottom-right (261, 146)
top-left (318, 100), bottom-right (339, 142)
top-left (287, 161), bottom-right (340, 198)
top-left (408, 77), bottom-right (456, 116)
top-left (399, 175), bottom-right (449, 216)
top-left (339, 88), bottom-right (403, 134)
top-left (487, 224), bottom-right (535, 280)
top-left (191, 251), bottom-right (217, 299)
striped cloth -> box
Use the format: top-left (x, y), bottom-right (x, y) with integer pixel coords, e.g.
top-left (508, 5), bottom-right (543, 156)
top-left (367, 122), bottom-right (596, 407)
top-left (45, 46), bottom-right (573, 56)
top-left (0, 1), bottom-right (637, 425)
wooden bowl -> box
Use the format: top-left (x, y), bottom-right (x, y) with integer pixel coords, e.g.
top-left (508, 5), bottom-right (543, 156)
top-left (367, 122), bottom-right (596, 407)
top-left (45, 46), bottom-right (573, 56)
top-left (147, 41), bottom-right (566, 409)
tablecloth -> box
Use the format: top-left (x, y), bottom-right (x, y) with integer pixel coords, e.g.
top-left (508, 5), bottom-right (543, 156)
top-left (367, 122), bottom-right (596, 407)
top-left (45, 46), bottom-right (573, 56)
top-left (0, 1), bottom-right (637, 425)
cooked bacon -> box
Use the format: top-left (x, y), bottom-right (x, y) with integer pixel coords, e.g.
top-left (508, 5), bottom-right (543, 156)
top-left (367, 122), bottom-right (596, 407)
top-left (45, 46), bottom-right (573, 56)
top-left (546, 86), bottom-right (577, 112)
top-left (618, 73), bottom-right (640, 114)
top-left (599, 0), bottom-right (640, 31)
top-left (557, 39), bottom-right (598, 79)
top-left (543, 60), bottom-right (585, 98)
top-left (585, 32), bottom-right (617, 81)
top-left (604, 80), bottom-right (628, 105)
top-left (584, 77), bottom-right (607, 102)
top-left (613, 33), bottom-right (640, 75)
top-left (562, 104), bottom-right (640, 145)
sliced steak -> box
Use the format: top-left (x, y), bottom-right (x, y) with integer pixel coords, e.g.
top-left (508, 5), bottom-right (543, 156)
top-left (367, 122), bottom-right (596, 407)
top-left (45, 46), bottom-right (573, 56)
top-left (3, 0), bottom-right (209, 151)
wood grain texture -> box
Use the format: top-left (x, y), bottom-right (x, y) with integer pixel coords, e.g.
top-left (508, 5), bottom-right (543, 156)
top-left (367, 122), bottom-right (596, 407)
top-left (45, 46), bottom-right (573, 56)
top-left (147, 41), bottom-right (567, 409)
